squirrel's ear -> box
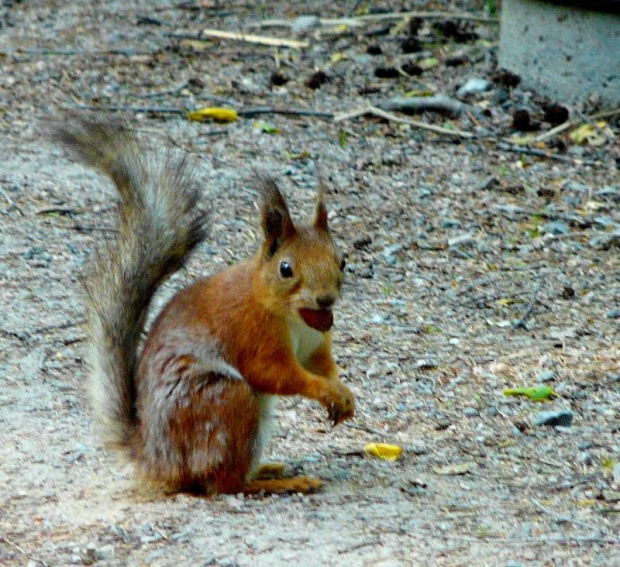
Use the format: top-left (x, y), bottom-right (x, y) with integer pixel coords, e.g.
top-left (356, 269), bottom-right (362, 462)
top-left (257, 175), bottom-right (296, 256)
top-left (313, 172), bottom-right (329, 232)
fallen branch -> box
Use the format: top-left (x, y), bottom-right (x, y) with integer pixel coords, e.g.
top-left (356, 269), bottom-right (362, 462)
top-left (495, 142), bottom-right (598, 166)
top-left (199, 28), bottom-right (308, 49)
top-left (344, 421), bottom-right (383, 436)
top-left (131, 79), bottom-right (189, 99)
top-left (11, 47), bottom-right (152, 57)
top-left (0, 535), bottom-right (48, 566)
top-left (334, 104), bottom-right (474, 139)
top-left (248, 11), bottom-right (499, 29)
top-left (71, 103), bottom-right (333, 120)
top-left (238, 107), bottom-right (334, 119)
top-left (381, 94), bottom-right (478, 117)
top-left (71, 103), bottom-right (183, 114)
top-left (532, 498), bottom-right (607, 535)
top-left (534, 119), bottom-right (579, 143)
top-left (534, 108), bottom-right (620, 143)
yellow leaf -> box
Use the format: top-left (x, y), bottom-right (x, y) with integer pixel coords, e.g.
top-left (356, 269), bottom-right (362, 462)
top-left (286, 150), bottom-right (310, 160)
top-left (187, 107), bottom-right (238, 123)
top-left (404, 89), bottom-right (434, 98)
top-left (364, 443), bottom-right (403, 461)
top-left (575, 499), bottom-right (597, 508)
top-left (330, 51), bottom-right (347, 63)
top-left (510, 135), bottom-right (535, 146)
top-left (569, 121), bottom-right (612, 146)
top-left (336, 24), bottom-right (349, 33)
top-left (497, 298), bottom-right (523, 306)
top-left (179, 39), bottom-right (212, 52)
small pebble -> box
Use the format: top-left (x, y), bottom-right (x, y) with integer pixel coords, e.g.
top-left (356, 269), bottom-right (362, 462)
top-left (94, 545), bottom-right (115, 561)
top-left (606, 308), bottom-right (620, 319)
top-left (534, 410), bottom-right (574, 427)
top-left (543, 220), bottom-right (570, 235)
top-left (456, 78), bottom-right (492, 98)
top-left (291, 15), bottom-right (320, 35)
top-left (537, 370), bottom-right (555, 382)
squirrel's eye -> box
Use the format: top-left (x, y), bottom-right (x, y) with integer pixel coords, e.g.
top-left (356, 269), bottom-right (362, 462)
top-left (340, 258), bottom-right (346, 271)
top-left (279, 261), bottom-right (293, 278)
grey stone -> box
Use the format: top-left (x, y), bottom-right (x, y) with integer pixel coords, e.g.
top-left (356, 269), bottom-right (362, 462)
top-left (534, 410), bottom-right (574, 427)
top-left (543, 220), bottom-right (570, 235)
top-left (457, 78), bottom-right (493, 98)
top-left (499, 0), bottom-right (620, 104)
top-left (607, 308), bottom-right (620, 319)
top-left (537, 370), bottom-right (555, 382)
top-left (291, 15), bottom-right (320, 35)
top-left (94, 545), bottom-right (115, 561)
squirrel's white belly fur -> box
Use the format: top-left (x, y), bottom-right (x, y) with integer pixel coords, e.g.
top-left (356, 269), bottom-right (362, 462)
top-left (250, 320), bottom-right (324, 475)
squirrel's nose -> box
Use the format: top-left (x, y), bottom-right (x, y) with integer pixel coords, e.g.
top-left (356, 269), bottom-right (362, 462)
top-left (316, 295), bottom-right (335, 310)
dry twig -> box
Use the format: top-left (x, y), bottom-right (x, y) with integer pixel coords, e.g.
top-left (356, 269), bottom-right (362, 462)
top-left (335, 104), bottom-right (474, 139)
top-left (248, 11), bottom-right (499, 29)
top-left (199, 29), bottom-right (309, 49)
top-left (382, 95), bottom-right (479, 117)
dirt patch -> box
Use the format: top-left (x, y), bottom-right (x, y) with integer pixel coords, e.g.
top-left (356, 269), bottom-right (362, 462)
top-left (1, 1), bottom-right (618, 565)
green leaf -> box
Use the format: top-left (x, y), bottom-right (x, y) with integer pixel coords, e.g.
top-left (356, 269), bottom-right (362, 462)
top-left (339, 129), bottom-right (348, 149)
top-left (504, 385), bottom-right (557, 402)
top-left (419, 57), bottom-right (439, 70)
top-left (286, 150), bottom-right (310, 161)
top-left (254, 122), bottom-right (281, 134)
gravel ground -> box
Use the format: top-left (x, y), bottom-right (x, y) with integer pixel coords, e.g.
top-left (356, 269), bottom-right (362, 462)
top-left (1, 1), bottom-right (618, 565)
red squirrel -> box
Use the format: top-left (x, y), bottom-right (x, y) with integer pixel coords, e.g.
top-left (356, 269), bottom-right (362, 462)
top-left (54, 117), bottom-right (355, 495)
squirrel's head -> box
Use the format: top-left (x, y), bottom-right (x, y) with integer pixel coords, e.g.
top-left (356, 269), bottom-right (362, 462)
top-left (254, 175), bottom-right (345, 333)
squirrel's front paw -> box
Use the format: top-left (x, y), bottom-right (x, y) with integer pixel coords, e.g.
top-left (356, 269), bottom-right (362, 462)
top-left (323, 382), bottom-right (355, 426)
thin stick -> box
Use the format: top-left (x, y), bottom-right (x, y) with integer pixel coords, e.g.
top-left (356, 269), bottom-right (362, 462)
top-left (199, 29), bottom-right (309, 49)
top-left (576, 110), bottom-right (616, 143)
top-left (0, 535), bottom-right (48, 566)
top-left (249, 12), bottom-right (499, 29)
top-left (534, 120), bottom-right (578, 143)
top-left (13, 47), bottom-right (152, 57)
top-left (531, 498), bottom-right (606, 534)
top-left (70, 104), bottom-right (183, 114)
top-left (495, 142), bottom-right (597, 166)
top-left (344, 421), bottom-right (383, 436)
top-left (131, 80), bottom-right (189, 99)
top-left (534, 108), bottom-right (619, 143)
top-left (335, 104), bottom-right (474, 139)
top-left (70, 104), bottom-right (333, 119)
top-left (239, 107), bottom-right (334, 119)
top-left (373, 526), bottom-right (616, 545)
top-left (382, 94), bottom-right (478, 117)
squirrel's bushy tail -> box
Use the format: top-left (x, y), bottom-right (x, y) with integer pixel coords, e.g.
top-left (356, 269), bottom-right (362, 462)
top-left (53, 117), bottom-right (208, 450)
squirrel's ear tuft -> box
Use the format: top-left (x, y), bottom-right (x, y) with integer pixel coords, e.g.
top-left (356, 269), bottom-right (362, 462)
top-left (313, 171), bottom-right (329, 232)
top-left (256, 174), bottom-right (295, 256)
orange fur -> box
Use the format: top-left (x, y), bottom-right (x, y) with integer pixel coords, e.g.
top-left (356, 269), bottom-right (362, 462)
top-left (56, 118), bottom-right (354, 496)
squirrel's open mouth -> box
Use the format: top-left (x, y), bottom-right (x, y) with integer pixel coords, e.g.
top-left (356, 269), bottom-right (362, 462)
top-left (299, 308), bottom-right (334, 333)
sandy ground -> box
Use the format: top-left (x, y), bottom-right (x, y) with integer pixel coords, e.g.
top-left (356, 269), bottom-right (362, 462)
top-left (1, 1), bottom-right (618, 565)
